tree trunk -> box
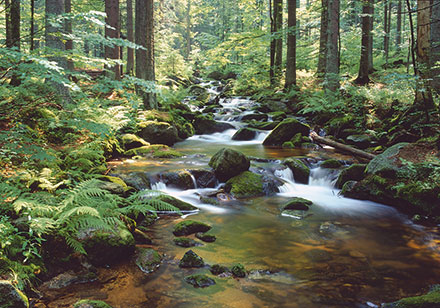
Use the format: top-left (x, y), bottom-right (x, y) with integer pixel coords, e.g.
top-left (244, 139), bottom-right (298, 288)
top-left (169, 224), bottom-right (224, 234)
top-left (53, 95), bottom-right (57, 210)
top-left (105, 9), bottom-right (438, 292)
top-left (274, 0), bottom-right (283, 80)
top-left (269, 0), bottom-right (276, 84)
top-left (126, 0), bottom-right (134, 75)
top-left (430, 0), bottom-right (440, 95)
top-left (9, 0), bottom-right (21, 86)
top-left (396, 0), bottom-right (402, 47)
top-left (135, 0), bottom-right (157, 110)
top-left (317, 0), bottom-right (328, 77)
top-left (414, 0), bottom-right (434, 109)
top-left (30, 0), bottom-right (35, 51)
top-left (105, 0), bottom-right (121, 80)
top-left (285, 0), bottom-right (297, 89)
top-left (46, 0), bottom-right (71, 103)
top-left (296, 0), bottom-right (300, 38)
top-left (324, 0), bottom-right (340, 92)
top-left (186, 0), bottom-right (191, 59)
top-left (383, 0), bottom-right (389, 53)
top-left (368, 1), bottom-right (374, 73)
top-left (65, 0), bottom-right (74, 72)
top-left (5, 0), bottom-right (11, 48)
top-left (355, 0), bottom-right (373, 85)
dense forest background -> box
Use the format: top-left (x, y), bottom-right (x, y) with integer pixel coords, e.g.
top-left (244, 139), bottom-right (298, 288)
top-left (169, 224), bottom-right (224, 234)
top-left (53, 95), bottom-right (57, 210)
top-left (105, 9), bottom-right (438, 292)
top-left (0, 0), bottom-right (439, 305)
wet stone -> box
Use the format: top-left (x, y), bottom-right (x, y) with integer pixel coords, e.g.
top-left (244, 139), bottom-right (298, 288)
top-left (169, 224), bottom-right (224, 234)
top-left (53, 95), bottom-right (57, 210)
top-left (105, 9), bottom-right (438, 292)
top-left (210, 264), bottom-right (229, 275)
top-left (173, 237), bottom-right (202, 247)
top-left (179, 250), bottom-right (205, 268)
top-left (304, 249), bottom-right (333, 263)
top-left (135, 248), bottom-right (162, 273)
top-left (195, 232), bottom-right (216, 243)
top-left (231, 263), bottom-right (246, 278)
top-left (184, 274), bottom-right (216, 288)
top-left (173, 220), bottom-right (212, 236)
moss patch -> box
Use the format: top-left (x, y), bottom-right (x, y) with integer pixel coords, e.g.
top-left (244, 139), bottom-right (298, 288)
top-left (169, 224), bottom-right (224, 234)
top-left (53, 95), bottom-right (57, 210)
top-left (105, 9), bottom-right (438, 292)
top-left (74, 300), bottom-right (113, 308)
top-left (173, 220), bottom-right (212, 236)
top-left (224, 171), bottom-right (264, 198)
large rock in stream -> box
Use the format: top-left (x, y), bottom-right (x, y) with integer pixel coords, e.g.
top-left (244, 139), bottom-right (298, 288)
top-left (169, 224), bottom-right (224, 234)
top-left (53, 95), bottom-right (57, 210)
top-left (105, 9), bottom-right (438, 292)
top-left (263, 118), bottom-right (310, 146)
top-left (382, 286), bottom-right (440, 308)
top-left (0, 280), bottom-right (29, 308)
top-left (283, 158), bottom-right (310, 184)
top-left (209, 148), bottom-right (250, 182)
top-left (137, 121), bottom-right (179, 146)
top-left (193, 114), bottom-right (235, 135)
top-left (224, 171), bottom-right (264, 198)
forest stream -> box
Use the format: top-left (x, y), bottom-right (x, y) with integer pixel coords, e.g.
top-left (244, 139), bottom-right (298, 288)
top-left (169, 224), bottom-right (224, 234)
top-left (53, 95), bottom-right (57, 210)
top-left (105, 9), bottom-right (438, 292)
top-left (37, 83), bottom-right (440, 308)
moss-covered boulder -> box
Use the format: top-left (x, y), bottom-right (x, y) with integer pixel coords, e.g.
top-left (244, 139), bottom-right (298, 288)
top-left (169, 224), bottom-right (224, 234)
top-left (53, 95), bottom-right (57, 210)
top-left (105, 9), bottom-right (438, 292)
top-left (282, 197), bottom-right (313, 211)
top-left (173, 220), bottom-right (212, 236)
top-left (188, 169), bottom-right (217, 188)
top-left (346, 134), bottom-right (374, 149)
top-left (157, 195), bottom-right (198, 211)
top-left (179, 250), bottom-right (205, 268)
top-left (184, 274), bottom-right (215, 288)
top-left (124, 144), bottom-right (181, 157)
top-left (173, 237), bottom-right (202, 248)
top-left (81, 226), bottom-right (135, 266)
top-left (268, 111), bottom-right (287, 121)
top-left (209, 148), bottom-right (250, 182)
top-left (231, 264), bottom-right (246, 278)
top-left (320, 159), bottom-right (343, 169)
top-left (73, 300), bottom-right (113, 308)
top-left (210, 264), bottom-right (229, 275)
top-left (120, 134), bottom-right (150, 151)
top-left (116, 172), bottom-right (151, 191)
top-left (195, 232), bottom-right (216, 243)
top-left (157, 170), bottom-right (197, 190)
top-left (263, 118), bottom-right (310, 146)
top-left (247, 121), bottom-right (280, 131)
top-left (224, 171), bottom-right (264, 198)
top-left (193, 114), bottom-right (235, 135)
top-left (366, 143), bottom-right (409, 177)
top-left (189, 85), bottom-right (210, 104)
top-left (0, 280), bottom-right (29, 308)
top-left (382, 286), bottom-right (440, 308)
top-left (283, 158), bottom-right (310, 184)
top-left (135, 248), bottom-right (162, 273)
top-left (137, 121), bottom-right (179, 146)
top-left (97, 176), bottom-right (130, 195)
top-left (335, 164), bottom-right (366, 188)
top-left (231, 127), bottom-right (260, 141)
top-left (241, 113), bottom-right (268, 122)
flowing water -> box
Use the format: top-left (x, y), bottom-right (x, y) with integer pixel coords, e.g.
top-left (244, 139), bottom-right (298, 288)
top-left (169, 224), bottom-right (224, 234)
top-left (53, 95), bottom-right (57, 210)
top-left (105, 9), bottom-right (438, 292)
top-left (40, 84), bottom-right (440, 308)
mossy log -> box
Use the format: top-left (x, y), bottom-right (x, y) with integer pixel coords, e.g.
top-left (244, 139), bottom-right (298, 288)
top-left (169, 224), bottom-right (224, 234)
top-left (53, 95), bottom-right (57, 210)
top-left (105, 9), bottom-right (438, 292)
top-left (310, 132), bottom-right (376, 161)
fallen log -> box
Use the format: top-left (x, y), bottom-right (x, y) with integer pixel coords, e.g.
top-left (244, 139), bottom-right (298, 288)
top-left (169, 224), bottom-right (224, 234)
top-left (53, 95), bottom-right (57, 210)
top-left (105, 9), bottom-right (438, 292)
top-left (310, 131), bottom-right (376, 161)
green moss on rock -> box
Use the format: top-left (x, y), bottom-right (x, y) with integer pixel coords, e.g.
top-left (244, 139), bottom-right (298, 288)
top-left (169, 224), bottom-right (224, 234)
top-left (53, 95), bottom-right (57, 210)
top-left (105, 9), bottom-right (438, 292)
top-left (231, 264), bottom-right (246, 278)
top-left (135, 248), bottom-right (162, 273)
top-left (383, 287), bottom-right (440, 308)
top-left (209, 148), bottom-right (250, 182)
top-left (179, 250), bottom-right (205, 268)
top-left (283, 158), bottom-right (310, 184)
top-left (120, 134), bottom-right (150, 151)
top-left (74, 300), bottom-right (113, 308)
top-left (210, 264), bottom-right (229, 275)
top-left (366, 142), bottom-right (409, 177)
top-left (263, 118), bottom-right (310, 146)
top-left (195, 232), bottom-right (216, 243)
top-left (157, 195), bottom-right (198, 211)
top-left (335, 164), bottom-right (366, 188)
top-left (184, 274), bottom-right (215, 288)
top-left (282, 197), bottom-right (313, 211)
top-left (173, 237), bottom-right (202, 248)
top-left (320, 159), bottom-right (343, 169)
top-left (173, 220), bottom-right (211, 236)
top-left (224, 171), bottom-right (264, 198)
top-left (137, 121), bottom-right (179, 146)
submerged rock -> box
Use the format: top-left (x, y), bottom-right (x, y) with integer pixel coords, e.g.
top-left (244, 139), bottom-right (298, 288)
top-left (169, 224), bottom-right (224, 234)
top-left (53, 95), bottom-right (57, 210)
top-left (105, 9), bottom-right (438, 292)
top-left (231, 127), bottom-right (260, 141)
top-left (263, 118), bottom-right (310, 146)
top-left (282, 197), bottom-right (313, 211)
top-left (137, 121), bottom-right (179, 146)
top-left (209, 148), bottom-right (250, 182)
top-left (135, 248), bottom-right (162, 273)
top-left (0, 280), bottom-right (29, 308)
top-left (173, 220), bottom-right (212, 236)
top-left (224, 171), bottom-right (264, 198)
top-left (304, 249), bottom-right (333, 263)
top-left (74, 300), bottom-right (113, 308)
top-left (179, 250), bottom-right (205, 268)
top-left (184, 274), bottom-right (216, 288)
top-left (283, 158), bottom-right (310, 184)
top-left (173, 237), bottom-right (202, 248)
top-left (231, 264), bottom-right (246, 278)
top-left (195, 232), bottom-right (216, 243)
top-left (210, 264), bottom-right (229, 275)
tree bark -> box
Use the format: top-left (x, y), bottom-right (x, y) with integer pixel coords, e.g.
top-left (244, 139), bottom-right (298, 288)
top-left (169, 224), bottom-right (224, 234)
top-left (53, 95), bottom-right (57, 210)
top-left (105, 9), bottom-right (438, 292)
top-left (31, 0), bottom-right (35, 51)
top-left (105, 0), bottom-right (121, 80)
top-left (324, 0), bottom-right (340, 92)
top-left (317, 0), bottom-right (328, 77)
top-left (310, 132), bottom-right (376, 160)
top-left (5, 0), bottom-right (11, 48)
top-left (10, 0), bottom-right (20, 49)
top-left (396, 0), bottom-right (402, 47)
top-left (414, 0), bottom-right (434, 109)
top-left (355, 0), bottom-right (373, 85)
top-left (383, 0), bottom-right (389, 53)
top-left (186, 0), bottom-right (191, 59)
top-left (269, 0), bottom-right (275, 84)
top-left (285, 0), bottom-right (297, 89)
top-left (135, 0), bottom-right (157, 110)
top-left (368, 0), bottom-right (375, 73)
top-left (430, 0), bottom-right (440, 95)
top-left (274, 0), bottom-right (283, 80)
top-left (65, 0), bottom-right (74, 72)
top-left (126, 0), bottom-right (134, 75)
top-left (46, 0), bottom-right (71, 104)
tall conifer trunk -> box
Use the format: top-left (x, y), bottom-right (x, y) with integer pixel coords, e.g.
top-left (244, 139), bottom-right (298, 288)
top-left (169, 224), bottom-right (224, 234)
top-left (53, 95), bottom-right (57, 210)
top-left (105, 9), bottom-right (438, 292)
top-left (126, 0), bottom-right (134, 75)
top-left (355, 0), bottom-right (374, 85)
top-left (324, 0), bottom-right (340, 92)
top-left (317, 0), bottom-right (328, 77)
top-left (285, 0), bottom-right (296, 89)
top-left (105, 0), bottom-right (121, 80)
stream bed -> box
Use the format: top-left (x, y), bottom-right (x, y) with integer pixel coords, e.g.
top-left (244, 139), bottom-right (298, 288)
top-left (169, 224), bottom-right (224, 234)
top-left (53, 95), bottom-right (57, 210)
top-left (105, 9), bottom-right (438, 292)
top-left (39, 87), bottom-right (440, 308)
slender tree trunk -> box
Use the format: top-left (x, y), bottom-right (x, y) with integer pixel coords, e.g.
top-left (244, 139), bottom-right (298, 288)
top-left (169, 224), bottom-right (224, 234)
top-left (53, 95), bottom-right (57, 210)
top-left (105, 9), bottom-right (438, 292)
top-left (285, 0), bottom-right (297, 89)
top-left (431, 0), bottom-right (440, 95)
top-left (274, 0), bottom-right (283, 79)
top-left (384, 0), bottom-right (389, 52)
top-left (186, 0), bottom-right (191, 59)
top-left (135, 0), bottom-right (157, 109)
top-left (317, 0), bottom-right (328, 77)
top-left (396, 0), bottom-right (402, 47)
top-left (368, 1), bottom-right (374, 73)
top-left (105, 0), bottom-right (121, 80)
top-left (296, 0), bottom-right (300, 38)
top-left (414, 0), bottom-right (434, 109)
top-left (65, 0), bottom-right (74, 72)
top-left (46, 0), bottom-right (71, 103)
top-left (30, 0), bottom-right (35, 51)
top-left (269, 0), bottom-right (276, 84)
top-left (126, 0), bottom-right (134, 75)
top-left (9, 0), bottom-right (21, 86)
top-left (355, 0), bottom-right (374, 85)
top-left (5, 0), bottom-right (11, 48)
top-left (324, 0), bottom-right (340, 92)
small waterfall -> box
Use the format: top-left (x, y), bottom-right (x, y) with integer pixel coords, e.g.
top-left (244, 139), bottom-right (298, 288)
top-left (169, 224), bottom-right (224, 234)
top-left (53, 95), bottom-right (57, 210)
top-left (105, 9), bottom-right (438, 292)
top-left (151, 181), bottom-right (167, 191)
top-left (309, 167), bottom-right (338, 188)
top-left (189, 173), bottom-right (198, 189)
top-left (274, 168), bottom-right (296, 193)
